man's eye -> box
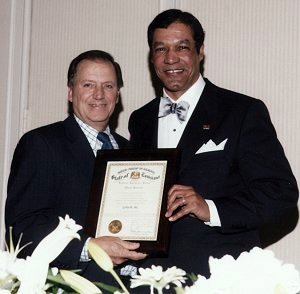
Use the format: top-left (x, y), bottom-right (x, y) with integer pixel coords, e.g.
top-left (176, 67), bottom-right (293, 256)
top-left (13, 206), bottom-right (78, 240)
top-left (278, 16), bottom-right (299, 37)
top-left (105, 84), bottom-right (114, 89)
top-left (178, 46), bottom-right (189, 51)
top-left (83, 83), bottom-right (94, 88)
top-left (154, 47), bottom-right (166, 53)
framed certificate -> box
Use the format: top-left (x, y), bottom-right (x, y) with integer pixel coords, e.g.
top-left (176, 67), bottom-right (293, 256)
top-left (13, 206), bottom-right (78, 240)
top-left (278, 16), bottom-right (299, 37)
top-left (84, 148), bottom-right (178, 256)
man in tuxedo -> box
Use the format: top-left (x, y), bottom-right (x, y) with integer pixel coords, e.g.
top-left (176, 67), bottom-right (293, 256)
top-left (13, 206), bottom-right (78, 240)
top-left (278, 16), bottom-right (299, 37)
top-left (129, 9), bottom-right (298, 279)
top-left (5, 50), bottom-right (146, 286)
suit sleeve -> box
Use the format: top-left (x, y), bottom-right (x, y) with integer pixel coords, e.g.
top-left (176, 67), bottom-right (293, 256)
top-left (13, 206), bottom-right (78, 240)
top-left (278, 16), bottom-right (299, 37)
top-left (214, 100), bottom-right (298, 233)
top-left (5, 131), bottom-right (88, 269)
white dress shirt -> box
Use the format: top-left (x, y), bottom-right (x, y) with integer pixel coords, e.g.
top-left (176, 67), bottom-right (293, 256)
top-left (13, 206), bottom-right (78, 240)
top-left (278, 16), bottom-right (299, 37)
top-left (74, 115), bottom-right (118, 155)
top-left (74, 115), bottom-right (119, 261)
top-left (157, 75), bottom-right (221, 227)
top-left (158, 76), bottom-right (205, 148)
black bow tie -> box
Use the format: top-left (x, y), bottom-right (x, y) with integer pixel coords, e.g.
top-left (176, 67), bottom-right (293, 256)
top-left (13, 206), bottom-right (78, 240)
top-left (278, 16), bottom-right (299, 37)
top-left (158, 97), bottom-right (190, 122)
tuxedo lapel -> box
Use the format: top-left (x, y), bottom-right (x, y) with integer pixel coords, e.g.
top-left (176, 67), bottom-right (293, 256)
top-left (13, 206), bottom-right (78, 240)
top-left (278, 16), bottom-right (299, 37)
top-left (177, 81), bottom-right (223, 172)
top-left (139, 98), bottom-right (160, 148)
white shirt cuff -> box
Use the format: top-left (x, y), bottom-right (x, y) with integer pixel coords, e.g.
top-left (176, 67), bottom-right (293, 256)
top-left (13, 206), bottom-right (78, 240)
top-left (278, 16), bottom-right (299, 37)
top-left (80, 237), bottom-right (91, 262)
top-left (204, 199), bottom-right (221, 227)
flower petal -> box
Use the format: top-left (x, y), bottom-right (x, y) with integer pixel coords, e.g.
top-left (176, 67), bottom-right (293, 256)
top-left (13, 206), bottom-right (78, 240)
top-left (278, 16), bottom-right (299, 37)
top-left (87, 241), bottom-right (113, 272)
top-left (60, 270), bottom-right (102, 293)
top-left (31, 214), bottom-right (81, 263)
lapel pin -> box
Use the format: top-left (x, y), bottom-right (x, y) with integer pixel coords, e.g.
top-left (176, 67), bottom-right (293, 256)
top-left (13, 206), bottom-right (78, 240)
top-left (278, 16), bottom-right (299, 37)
top-left (202, 124), bottom-right (210, 130)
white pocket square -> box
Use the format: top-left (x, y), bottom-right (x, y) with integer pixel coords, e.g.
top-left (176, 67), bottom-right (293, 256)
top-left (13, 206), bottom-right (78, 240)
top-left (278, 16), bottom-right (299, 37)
top-left (196, 138), bottom-right (228, 154)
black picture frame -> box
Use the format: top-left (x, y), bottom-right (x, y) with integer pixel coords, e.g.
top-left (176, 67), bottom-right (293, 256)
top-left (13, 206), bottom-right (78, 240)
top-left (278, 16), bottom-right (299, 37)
top-left (84, 148), bottom-right (179, 257)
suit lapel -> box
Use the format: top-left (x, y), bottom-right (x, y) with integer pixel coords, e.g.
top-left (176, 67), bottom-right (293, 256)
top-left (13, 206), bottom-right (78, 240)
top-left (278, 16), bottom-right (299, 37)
top-left (139, 88), bottom-right (224, 172)
top-left (177, 80), bottom-right (223, 172)
top-left (140, 99), bottom-right (160, 148)
top-left (149, 102), bottom-right (159, 148)
top-left (63, 116), bottom-right (95, 172)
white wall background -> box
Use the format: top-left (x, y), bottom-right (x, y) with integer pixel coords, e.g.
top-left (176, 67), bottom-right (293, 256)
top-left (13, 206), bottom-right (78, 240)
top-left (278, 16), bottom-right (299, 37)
top-left (1, 0), bottom-right (299, 268)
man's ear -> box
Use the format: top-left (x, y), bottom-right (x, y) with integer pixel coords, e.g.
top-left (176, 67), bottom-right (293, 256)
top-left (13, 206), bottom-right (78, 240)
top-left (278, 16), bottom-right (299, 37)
top-left (67, 87), bottom-right (73, 102)
top-left (199, 44), bottom-right (205, 61)
top-left (116, 91), bottom-right (120, 104)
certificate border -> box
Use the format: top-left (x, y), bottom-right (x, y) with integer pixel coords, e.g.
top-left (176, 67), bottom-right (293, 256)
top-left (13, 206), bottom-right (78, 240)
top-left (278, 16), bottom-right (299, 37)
top-left (97, 160), bottom-right (167, 240)
top-left (84, 148), bottom-right (179, 257)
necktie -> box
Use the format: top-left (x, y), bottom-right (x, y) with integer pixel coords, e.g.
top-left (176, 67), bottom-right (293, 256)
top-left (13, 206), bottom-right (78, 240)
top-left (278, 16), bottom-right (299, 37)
top-left (158, 97), bottom-right (190, 122)
top-left (97, 132), bottom-right (113, 150)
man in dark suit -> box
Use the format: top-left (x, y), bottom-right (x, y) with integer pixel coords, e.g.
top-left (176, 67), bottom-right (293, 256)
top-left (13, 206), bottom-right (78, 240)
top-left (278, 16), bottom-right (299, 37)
top-left (128, 9), bottom-right (298, 279)
top-left (5, 50), bottom-right (146, 286)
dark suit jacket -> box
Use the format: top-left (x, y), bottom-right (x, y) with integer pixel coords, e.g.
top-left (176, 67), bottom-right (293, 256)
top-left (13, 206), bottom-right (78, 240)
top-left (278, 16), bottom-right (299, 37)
top-left (5, 115), bottom-right (130, 284)
top-left (128, 79), bottom-right (298, 277)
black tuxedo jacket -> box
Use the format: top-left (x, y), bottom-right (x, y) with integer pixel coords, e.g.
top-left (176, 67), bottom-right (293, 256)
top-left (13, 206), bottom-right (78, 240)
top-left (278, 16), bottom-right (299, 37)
top-left (5, 115), bottom-right (129, 283)
top-left (129, 79), bottom-right (298, 276)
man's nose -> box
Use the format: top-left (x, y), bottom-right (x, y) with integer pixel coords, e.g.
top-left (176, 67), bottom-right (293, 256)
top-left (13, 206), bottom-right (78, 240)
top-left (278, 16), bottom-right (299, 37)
top-left (95, 85), bottom-right (104, 99)
top-left (164, 49), bottom-right (179, 64)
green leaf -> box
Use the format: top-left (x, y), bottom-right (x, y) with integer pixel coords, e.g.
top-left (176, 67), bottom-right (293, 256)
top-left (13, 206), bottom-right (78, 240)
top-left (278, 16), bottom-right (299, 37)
top-left (94, 281), bottom-right (122, 293)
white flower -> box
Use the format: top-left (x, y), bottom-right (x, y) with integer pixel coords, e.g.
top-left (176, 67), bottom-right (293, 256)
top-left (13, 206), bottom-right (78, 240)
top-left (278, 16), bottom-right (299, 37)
top-left (184, 247), bottom-right (300, 294)
top-left (131, 265), bottom-right (186, 294)
top-left (0, 250), bottom-right (25, 279)
top-left (0, 227), bottom-right (27, 291)
top-left (50, 267), bottom-right (59, 276)
top-left (17, 214), bottom-right (82, 294)
top-left (29, 214), bottom-right (82, 263)
top-left (0, 290), bottom-right (12, 294)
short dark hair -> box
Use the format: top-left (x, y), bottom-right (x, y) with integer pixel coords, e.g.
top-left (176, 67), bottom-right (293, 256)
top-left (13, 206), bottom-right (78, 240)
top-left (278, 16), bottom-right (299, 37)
top-left (67, 50), bottom-right (123, 89)
top-left (147, 9), bottom-right (205, 54)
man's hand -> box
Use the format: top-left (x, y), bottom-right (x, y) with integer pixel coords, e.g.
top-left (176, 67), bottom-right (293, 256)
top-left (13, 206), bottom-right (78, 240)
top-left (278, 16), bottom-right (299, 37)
top-left (89, 236), bottom-right (147, 265)
top-left (165, 184), bottom-right (210, 222)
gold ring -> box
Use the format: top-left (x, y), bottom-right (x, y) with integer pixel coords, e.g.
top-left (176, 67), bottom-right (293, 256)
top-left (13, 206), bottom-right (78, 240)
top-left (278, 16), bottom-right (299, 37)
top-left (182, 197), bottom-right (186, 206)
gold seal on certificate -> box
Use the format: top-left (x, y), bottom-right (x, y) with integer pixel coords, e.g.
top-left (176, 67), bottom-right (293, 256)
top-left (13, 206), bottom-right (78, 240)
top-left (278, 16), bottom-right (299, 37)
top-left (84, 149), bottom-right (178, 256)
top-left (108, 220), bottom-right (122, 234)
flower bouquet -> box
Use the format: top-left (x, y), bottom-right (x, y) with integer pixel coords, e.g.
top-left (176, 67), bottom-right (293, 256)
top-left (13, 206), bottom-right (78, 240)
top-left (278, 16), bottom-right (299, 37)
top-left (1, 215), bottom-right (300, 294)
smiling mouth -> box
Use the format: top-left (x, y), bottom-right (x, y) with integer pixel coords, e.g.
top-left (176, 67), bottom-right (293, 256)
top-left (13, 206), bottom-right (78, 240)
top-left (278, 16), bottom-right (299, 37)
top-left (90, 103), bottom-right (106, 107)
top-left (164, 69), bottom-right (184, 74)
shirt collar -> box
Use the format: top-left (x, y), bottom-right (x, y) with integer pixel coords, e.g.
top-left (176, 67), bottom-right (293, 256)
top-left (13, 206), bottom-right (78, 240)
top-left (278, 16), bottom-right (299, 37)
top-left (73, 114), bottom-right (110, 145)
top-left (163, 75), bottom-right (205, 109)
